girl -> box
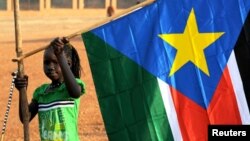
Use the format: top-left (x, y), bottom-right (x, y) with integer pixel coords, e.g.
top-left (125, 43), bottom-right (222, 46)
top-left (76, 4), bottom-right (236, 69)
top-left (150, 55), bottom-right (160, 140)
top-left (14, 37), bottom-right (85, 141)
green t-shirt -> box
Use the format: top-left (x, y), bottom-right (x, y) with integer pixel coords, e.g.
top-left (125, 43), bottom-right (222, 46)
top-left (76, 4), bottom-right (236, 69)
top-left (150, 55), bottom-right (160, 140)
top-left (33, 78), bottom-right (85, 141)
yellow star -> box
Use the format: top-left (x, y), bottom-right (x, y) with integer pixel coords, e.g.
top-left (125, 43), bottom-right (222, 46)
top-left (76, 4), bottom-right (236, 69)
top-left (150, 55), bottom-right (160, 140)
top-left (159, 8), bottom-right (224, 77)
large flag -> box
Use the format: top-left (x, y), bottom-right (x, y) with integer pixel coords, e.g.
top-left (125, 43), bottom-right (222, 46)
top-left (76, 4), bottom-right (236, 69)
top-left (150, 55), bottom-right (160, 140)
top-left (82, 0), bottom-right (250, 140)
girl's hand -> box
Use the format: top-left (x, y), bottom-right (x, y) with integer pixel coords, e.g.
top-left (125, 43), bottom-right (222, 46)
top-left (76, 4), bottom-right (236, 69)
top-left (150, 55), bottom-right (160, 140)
top-left (50, 37), bottom-right (69, 56)
top-left (13, 74), bottom-right (28, 91)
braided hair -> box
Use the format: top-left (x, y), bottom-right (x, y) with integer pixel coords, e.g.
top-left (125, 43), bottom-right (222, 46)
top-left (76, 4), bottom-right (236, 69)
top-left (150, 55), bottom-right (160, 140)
top-left (63, 43), bottom-right (82, 78)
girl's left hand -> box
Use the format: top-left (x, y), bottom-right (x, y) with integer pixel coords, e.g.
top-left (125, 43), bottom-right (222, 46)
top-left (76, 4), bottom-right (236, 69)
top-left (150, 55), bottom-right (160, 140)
top-left (50, 37), bottom-right (69, 56)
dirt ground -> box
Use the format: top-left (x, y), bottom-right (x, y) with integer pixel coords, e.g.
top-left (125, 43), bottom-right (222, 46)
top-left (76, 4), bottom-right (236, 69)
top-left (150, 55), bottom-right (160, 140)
top-left (0, 10), bottom-right (112, 141)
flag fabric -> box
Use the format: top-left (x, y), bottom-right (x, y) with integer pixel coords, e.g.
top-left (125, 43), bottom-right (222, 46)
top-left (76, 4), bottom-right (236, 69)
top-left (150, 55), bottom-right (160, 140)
top-left (82, 0), bottom-right (250, 140)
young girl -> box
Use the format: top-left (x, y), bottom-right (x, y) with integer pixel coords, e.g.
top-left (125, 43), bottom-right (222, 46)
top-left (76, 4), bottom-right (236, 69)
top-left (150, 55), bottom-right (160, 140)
top-left (14, 37), bottom-right (85, 141)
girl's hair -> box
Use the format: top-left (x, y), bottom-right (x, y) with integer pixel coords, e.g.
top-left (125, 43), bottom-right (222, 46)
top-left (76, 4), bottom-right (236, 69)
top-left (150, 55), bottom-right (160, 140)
top-left (64, 43), bottom-right (81, 78)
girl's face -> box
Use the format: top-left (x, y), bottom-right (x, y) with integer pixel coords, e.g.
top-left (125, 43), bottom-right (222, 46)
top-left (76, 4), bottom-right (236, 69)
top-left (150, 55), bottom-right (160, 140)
top-left (43, 48), bottom-right (63, 82)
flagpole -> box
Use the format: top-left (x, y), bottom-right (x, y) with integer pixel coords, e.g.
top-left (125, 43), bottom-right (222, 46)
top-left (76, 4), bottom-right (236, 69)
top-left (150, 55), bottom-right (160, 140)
top-left (13, 0), bottom-right (30, 141)
top-left (12, 0), bottom-right (156, 62)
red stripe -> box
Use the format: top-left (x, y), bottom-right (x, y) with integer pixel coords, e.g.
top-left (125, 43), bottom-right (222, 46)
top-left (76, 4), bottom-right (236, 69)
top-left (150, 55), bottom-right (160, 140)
top-left (207, 66), bottom-right (242, 124)
top-left (170, 67), bottom-right (241, 141)
top-left (170, 87), bottom-right (209, 141)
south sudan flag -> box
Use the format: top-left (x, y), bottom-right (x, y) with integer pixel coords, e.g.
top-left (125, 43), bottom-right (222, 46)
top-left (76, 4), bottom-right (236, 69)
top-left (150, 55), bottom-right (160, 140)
top-left (82, 0), bottom-right (250, 140)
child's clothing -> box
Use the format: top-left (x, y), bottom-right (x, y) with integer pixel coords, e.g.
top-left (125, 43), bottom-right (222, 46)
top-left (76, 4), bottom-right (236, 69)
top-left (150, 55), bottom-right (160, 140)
top-left (32, 78), bottom-right (85, 141)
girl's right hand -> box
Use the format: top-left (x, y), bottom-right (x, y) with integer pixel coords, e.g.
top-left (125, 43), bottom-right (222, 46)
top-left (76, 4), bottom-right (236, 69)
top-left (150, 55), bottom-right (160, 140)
top-left (13, 74), bottom-right (28, 91)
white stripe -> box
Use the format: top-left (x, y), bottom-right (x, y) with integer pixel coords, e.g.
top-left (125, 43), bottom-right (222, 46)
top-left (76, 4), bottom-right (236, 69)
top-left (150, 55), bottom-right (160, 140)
top-left (157, 78), bottom-right (183, 141)
top-left (228, 51), bottom-right (250, 124)
top-left (39, 104), bottom-right (74, 112)
top-left (39, 101), bottom-right (74, 107)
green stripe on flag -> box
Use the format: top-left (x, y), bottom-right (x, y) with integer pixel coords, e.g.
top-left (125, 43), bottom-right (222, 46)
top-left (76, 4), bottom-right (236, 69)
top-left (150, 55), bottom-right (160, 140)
top-left (82, 32), bottom-right (174, 141)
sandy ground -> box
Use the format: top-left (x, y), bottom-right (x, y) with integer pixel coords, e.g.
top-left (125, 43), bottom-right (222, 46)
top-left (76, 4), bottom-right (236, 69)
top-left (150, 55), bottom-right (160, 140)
top-left (0, 10), bottom-right (112, 141)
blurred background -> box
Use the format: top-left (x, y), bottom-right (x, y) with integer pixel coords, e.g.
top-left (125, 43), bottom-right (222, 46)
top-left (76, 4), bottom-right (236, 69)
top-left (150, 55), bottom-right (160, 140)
top-left (0, 0), bottom-right (145, 10)
top-left (0, 0), bottom-right (144, 140)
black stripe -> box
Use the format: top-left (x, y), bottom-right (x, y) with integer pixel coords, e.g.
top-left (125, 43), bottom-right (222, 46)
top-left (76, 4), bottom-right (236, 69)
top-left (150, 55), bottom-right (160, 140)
top-left (39, 102), bottom-right (74, 109)
top-left (234, 12), bottom-right (250, 110)
top-left (39, 100), bottom-right (74, 105)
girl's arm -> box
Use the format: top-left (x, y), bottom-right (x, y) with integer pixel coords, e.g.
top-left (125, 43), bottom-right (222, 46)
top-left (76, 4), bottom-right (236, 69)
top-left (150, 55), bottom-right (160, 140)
top-left (51, 37), bottom-right (82, 98)
top-left (14, 75), bottom-right (38, 123)
top-left (19, 99), bottom-right (38, 123)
